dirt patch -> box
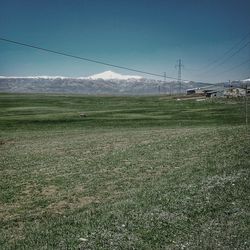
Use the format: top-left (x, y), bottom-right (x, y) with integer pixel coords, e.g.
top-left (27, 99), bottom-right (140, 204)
top-left (74, 186), bottom-right (85, 193)
top-left (21, 183), bottom-right (38, 196)
top-left (0, 139), bottom-right (15, 146)
top-left (41, 185), bottom-right (58, 197)
top-left (0, 202), bottom-right (21, 221)
top-left (47, 196), bottom-right (95, 214)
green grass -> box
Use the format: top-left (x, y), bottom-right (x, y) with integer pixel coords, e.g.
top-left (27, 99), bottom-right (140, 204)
top-left (0, 93), bottom-right (247, 131)
top-left (0, 93), bottom-right (249, 249)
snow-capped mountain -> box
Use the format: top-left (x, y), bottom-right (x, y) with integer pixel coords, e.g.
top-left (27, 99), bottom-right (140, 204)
top-left (242, 78), bottom-right (250, 82)
top-left (0, 71), bottom-right (143, 81)
top-left (86, 71), bottom-right (142, 80)
top-left (0, 71), bottom-right (212, 95)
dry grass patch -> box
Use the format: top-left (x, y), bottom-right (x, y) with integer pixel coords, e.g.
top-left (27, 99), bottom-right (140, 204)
top-left (47, 196), bottom-right (96, 214)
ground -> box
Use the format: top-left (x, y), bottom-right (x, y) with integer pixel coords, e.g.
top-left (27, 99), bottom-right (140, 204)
top-left (0, 93), bottom-right (249, 249)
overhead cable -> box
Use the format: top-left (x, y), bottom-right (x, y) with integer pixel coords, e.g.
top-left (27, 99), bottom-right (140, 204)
top-left (0, 37), bottom-right (175, 79)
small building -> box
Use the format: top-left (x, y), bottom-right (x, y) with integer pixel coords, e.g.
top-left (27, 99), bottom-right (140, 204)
top-left (187, 86), bottom-right (224, 98)
top-left (186, 88), bottom-right (204, 95)
top-left (224, 87), bottom-right (246, 97)
top-left (203, 89), bottom-right (224, 98)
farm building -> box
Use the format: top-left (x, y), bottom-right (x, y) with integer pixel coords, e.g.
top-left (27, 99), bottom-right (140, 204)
top-left (224, 87), bottom-right (246, 97)
top-left (187, 86), bottom-right (224, 97)
top-left (186, 88), bottom-right (204, 95)
top-left (224, 81), bottom-right (250, 97)
top-left (203, 88), bottom-right (224, 97)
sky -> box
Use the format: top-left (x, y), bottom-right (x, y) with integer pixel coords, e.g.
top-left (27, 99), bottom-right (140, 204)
top-left (0, 0), bottom-right (250, 83)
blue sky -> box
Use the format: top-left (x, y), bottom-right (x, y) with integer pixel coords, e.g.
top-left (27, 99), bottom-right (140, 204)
top-left (0, 0), bottom-right (250, 82)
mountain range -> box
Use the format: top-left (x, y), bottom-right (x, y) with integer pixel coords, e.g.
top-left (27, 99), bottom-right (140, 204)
top-left (0, 71), bottom-right (249, 95)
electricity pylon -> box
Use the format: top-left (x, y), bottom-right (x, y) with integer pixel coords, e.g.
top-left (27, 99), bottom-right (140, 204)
top-left (175, 59), bottom-right (184, 94)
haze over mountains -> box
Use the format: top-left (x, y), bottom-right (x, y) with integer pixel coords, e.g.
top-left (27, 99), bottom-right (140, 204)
top-left (0, 71), bottom-right (249, 95)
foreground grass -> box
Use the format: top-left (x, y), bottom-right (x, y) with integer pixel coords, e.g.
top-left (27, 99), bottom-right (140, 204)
top-left (0, 93), bottom-right (247, 131)
top-left (0, 94), bottom-right (249, 249)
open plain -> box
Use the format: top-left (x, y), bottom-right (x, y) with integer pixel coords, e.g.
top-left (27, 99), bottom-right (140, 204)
top-left (0, 93), bottom-right (249, 249)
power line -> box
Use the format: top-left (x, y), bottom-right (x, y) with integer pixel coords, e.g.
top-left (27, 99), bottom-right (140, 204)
top-left (198, 40), bottom-right (250, 76)
top-left (211, 58), bottom-right (250, 79)
top-left (213, 41), bottom-right (250, 68)
top-left (0, 36), bottom-right (178, 80)
top-left (0, 36), bottom-right (225, 85)
top-left (197, 31), bottom-right (250, 73)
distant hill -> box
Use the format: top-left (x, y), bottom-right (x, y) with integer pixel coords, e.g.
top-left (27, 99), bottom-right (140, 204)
top-left (0, 71), bottom-right (224, 95)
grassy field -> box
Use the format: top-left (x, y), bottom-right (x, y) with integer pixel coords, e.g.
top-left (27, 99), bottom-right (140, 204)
top-left (0, 93), bottom-right (249, 249)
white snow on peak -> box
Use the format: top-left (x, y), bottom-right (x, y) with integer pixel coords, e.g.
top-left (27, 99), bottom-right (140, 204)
top-left (0, 71), bottom-right (143, 80)
top-left (87, 71), bottom-right (142, 80)
top-left (242, 78), bottom-right (250, 82)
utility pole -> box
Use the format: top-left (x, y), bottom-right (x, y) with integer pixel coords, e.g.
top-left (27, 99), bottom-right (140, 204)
top-left (175, 59), bottom-right (184, 94)
top-left (163, 72), bottom-right (166, 95)
top-left (245, 84), bottom-right (248, 127)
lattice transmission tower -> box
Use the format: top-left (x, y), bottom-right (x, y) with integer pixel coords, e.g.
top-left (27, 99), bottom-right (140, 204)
top-left (175, 59), bottom-right (184, 94)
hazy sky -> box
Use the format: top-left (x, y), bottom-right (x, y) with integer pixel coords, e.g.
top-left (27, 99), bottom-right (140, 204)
top-left (0, 0), bottom-right (250, 82)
